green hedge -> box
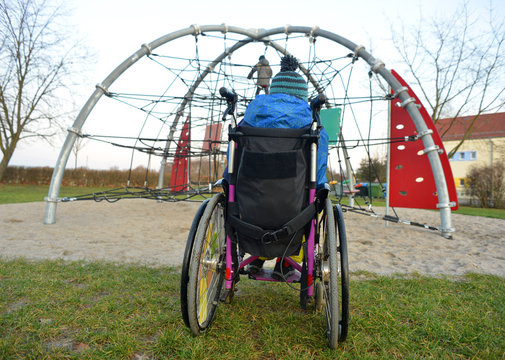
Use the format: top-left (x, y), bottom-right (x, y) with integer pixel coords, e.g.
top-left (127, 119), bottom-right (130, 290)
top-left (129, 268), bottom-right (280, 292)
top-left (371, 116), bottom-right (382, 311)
top-left (2, 166), bottom-right (161, 188)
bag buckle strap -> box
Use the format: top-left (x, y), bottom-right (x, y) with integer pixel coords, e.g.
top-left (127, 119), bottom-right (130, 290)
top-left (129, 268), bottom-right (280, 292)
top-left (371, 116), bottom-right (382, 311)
top-left (261, 227), bottom-right (289, 245)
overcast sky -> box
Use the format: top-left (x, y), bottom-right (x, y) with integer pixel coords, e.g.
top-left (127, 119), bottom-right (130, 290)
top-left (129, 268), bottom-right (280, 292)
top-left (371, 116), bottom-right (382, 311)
top-left (8, 0), bottom-right (504, 169)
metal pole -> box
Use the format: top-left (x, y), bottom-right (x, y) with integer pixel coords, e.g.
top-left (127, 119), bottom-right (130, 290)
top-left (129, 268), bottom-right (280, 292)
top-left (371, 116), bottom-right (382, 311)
top-left (338, 134), bottom-right (354, 207)
top-left (385, 86), bottom-right (392, 227)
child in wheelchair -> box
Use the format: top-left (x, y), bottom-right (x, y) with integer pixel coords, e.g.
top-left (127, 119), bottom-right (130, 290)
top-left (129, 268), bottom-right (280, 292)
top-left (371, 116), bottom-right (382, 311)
top-left (224, 55), bottom-right (329, 279)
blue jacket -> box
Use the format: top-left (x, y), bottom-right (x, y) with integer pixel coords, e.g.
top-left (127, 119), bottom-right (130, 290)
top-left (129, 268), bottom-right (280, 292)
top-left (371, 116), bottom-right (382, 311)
top-left (225, 93), bottom-right (328, 187)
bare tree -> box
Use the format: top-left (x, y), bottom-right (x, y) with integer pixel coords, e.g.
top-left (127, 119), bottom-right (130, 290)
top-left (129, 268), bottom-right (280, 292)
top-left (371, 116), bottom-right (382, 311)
top-left (390, 2), bottom-right (505, 158)
top-left (71, 135), bottom-right (87, 169)
top-left (0, 0), bottom-right (88, 180)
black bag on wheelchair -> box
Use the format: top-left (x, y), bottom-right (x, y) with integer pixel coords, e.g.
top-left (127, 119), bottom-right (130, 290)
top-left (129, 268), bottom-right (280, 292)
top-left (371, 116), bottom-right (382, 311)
top-left (227, 125), bottom-right (317, 258)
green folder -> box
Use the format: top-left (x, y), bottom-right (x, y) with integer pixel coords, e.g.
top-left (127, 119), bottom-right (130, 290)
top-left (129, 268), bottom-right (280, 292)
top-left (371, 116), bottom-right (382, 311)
top-left (320, 107), bottom-right (342, 144)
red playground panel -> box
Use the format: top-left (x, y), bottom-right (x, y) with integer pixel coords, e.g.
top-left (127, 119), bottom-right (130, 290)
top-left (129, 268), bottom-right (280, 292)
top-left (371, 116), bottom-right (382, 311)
top-left (389, 70), bottom-right (458, 210)
top-left (170, 118), bottom-right (190, 192)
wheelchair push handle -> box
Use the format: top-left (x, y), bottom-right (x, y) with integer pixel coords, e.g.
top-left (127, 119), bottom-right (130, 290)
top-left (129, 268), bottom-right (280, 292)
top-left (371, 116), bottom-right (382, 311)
top-left (219, 87), bottom-right (238, 121)
top-left (310, 93), bottom-right (326, 128)
top-left (310, 93), bottom-right (327, 111)
top-left (219, 87), bottom-right (238, 104)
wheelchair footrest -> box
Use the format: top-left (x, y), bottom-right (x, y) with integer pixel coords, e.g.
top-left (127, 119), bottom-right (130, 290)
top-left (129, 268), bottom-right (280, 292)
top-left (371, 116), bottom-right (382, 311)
top-left (247, 269), bottom-right (300, 283)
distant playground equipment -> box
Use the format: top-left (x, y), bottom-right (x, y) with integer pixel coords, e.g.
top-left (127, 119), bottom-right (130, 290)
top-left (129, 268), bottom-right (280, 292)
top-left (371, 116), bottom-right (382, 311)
top-left (354, 182), bottom-right (387, 198)
top-left (334, 181), bottom-right (386, 199)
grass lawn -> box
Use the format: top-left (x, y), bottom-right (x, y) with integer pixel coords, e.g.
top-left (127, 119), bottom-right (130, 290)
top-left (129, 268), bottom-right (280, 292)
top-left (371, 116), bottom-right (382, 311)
top-left (0, 184), bottom-right (108, 204)
top-left (0, 184), bottom-right (214, 205)
top-left (0, 259), bottom-right (503, 359)
top-left (452, 206), bottom-right (505, 219)
top-left (336, 195), bottom-right (505, 220)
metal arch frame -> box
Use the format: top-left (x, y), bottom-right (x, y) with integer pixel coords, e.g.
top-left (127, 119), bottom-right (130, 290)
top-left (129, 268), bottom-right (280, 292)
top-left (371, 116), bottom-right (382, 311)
top-left (44, 24), bottom-right (454, 239)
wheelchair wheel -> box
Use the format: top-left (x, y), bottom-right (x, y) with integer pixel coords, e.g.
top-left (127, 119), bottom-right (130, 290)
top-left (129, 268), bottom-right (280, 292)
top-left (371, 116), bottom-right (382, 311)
top-left (187, 193), bottom-right (226, 335)
top-left (181, 199), bottom-right (209, 328)
top-left (334, 203), bottom-right (349, 343)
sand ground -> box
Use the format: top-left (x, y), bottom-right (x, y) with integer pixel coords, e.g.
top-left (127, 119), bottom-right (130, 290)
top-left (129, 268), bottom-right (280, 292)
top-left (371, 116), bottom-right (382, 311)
top-left (1, 200), bottom-right (504, 276)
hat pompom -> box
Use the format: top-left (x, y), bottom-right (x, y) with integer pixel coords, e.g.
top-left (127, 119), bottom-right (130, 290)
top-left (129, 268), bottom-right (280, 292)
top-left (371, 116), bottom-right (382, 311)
top-left (280, 55), bottom-right (299, 72)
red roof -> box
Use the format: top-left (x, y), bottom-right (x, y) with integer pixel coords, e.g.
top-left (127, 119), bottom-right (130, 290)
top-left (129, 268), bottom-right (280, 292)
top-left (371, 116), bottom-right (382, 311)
top-left (435, 112), bottom-right (505, 140)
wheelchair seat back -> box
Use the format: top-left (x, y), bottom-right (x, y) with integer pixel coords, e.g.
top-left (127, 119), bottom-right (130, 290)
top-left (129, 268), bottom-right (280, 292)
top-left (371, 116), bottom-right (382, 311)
top-left (228, 125), bottom-right (315, 258)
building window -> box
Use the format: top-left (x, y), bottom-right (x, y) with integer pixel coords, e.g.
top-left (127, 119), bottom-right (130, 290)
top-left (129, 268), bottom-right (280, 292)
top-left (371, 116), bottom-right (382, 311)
top-left (459, 178), bottom-right (465, 186)
top-left (450, 150), bottom-right (478, 161)
top-left (450, 151), bottom-right (462, 161)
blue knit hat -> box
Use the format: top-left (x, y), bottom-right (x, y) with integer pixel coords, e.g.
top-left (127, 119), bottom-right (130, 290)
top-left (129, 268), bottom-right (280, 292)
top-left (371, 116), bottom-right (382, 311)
top-left (270, 55), bottom-right (308, 101)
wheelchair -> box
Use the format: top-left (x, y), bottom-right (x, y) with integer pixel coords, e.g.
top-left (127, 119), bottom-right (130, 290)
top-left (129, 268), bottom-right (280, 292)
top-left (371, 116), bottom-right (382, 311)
top-left (180, 89), bottom-right (349, 349)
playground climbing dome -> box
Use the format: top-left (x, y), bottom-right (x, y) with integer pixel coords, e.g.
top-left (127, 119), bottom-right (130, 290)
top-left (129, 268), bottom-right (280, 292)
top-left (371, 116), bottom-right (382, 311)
top-left (44, 25), bottom-right (457, 239)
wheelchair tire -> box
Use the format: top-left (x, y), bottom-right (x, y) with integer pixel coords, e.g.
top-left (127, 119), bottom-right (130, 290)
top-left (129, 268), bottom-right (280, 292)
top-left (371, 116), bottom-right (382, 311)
top-left (181, 199), bottom-right (209, 329)
top-left (334, 203), bottom-right (349, 343)
top-left (323, 197), bottom-right (340, 349)
top-left (187, 193), bottom-right (226, 335)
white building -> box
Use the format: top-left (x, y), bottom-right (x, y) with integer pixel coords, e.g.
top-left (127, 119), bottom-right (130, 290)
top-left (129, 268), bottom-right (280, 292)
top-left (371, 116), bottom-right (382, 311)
top-left (436, 112), bottom-right (505, 203)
